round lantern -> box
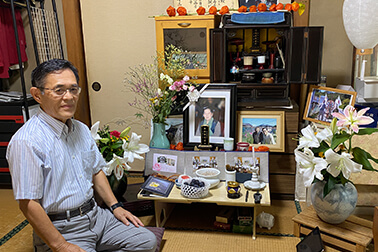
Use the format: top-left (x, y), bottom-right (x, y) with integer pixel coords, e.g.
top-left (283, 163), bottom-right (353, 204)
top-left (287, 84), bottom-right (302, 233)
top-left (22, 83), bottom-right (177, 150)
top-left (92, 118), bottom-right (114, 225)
top-left (343, 0), bottom-right (378, 50)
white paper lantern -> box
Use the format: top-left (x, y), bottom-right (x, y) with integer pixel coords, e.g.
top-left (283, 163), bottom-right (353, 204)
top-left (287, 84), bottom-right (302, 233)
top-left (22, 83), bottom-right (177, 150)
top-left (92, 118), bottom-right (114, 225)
top-left (343, 0), bottom-right (378, 50)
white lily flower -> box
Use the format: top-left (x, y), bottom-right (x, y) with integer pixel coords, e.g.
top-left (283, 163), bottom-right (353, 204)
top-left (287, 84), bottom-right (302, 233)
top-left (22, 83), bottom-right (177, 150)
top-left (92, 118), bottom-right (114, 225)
top-left (104, 154), bottom-right (129, 180)
top-left (298, 125), bottom-right (320, 149)
top-left (316, 127), bottom-right (333, 143)
top-left (295, 148), bottom-right (328, 187)
top-left (122, 132), bottom-right (149, 163)
top-left (325, 149), bottom-right (362, 179)
top-left (90, 121), bottom-right (101, 141)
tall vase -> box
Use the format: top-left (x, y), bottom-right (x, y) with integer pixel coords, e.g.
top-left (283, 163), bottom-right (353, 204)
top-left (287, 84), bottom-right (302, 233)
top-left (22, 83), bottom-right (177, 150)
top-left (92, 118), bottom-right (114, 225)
top-left (311, 181), bottom-right (358, 224)
top-left (150, 122), bottom-right (170, 149)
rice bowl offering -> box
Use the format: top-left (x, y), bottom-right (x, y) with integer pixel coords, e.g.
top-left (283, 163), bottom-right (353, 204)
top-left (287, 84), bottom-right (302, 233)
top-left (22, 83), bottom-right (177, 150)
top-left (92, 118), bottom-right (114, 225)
top-left (195, 168), bottom-right (220, 189)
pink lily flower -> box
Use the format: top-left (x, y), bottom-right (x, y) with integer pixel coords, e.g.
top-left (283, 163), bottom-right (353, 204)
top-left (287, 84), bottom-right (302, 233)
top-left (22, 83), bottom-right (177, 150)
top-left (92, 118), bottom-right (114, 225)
top-left (332, 105), bottom-right (374, 133)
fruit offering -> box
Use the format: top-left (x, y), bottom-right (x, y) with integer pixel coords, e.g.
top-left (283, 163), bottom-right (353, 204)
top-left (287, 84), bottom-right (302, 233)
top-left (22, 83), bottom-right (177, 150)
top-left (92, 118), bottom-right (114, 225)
top-left (209, 6), bottom-right (217, 15)
top-left (249, 5), bottom-right (257, 12)
top-left (166, 6), bottom-right (175, 17)
top-left (219, 5), bottom-right (230, 15)
top-left (276, 3), bottom-right (284, 10)
top-left (196, 6), bottom-right (206, 15)
top-left (177, 6), bottom-right (187, 16)
top-left (258, 3), bottom-right (267, 12)
top-left (184, 179), bottom-right (205, 188)
top-left (238, 5), bottom-right (247, 12)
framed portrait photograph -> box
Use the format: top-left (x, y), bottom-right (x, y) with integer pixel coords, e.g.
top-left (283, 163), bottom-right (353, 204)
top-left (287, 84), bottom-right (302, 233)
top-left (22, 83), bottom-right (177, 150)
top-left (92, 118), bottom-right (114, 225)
top-left (237, 111), bottom-right (285, 152)
top-left (184, 84), bottom-right (237, 148)
top-left (303, 85), bottom-right (357, 125)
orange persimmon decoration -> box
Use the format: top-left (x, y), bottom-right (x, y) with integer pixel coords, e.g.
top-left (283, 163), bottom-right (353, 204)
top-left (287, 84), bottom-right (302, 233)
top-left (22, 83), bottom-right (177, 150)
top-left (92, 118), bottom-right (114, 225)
top-left (170, 144), bottom-right (176, 150)
top-left (256, 146), bottom-right (270, 152)
top-left (276, 3), bottom-right (284, 10)
top-left (219, 5), bottom-right (229, 15)
top-left (209, 6), bottom-right (217, 15)
top-left (292, 1), bottom-right (300, 12)
top-left (269, 4), bottom-right (276, 11)
top-left (238, 5), bottom-right (247, 12)
top-left (177, 6), bottom-right (187, 16)
top-left (249, 5), bottom-right (257, 12)
top-left (258, 3), bottom-right (267, 12)
top-left (197, 6), bottom-right (206, 15)
top-left (285, 3), bottom-right (292, 11)
top-left (176, 142), bottom-right (184, 151)
top-left (166, 6), bottom-right (176, 17)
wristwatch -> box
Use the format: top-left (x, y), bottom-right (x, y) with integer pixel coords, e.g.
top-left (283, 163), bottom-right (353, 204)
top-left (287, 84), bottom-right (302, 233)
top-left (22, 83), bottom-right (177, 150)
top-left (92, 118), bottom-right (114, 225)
top-left (110, 202), bottom-right (123, 212)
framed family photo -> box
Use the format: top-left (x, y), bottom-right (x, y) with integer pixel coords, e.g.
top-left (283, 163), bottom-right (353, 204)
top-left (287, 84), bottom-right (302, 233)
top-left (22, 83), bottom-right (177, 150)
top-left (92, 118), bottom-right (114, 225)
top-left (184, 84), bottom-right (237, 147)
top-left (303, 85), bottom-right (357, 125)
top-left (237, 111), bottom-right (285, 152)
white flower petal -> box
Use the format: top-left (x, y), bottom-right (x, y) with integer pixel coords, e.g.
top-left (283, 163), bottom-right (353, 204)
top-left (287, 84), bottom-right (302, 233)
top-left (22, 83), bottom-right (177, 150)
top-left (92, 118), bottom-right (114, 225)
top-left (298, 125), bottom-right (320, 149)
top-left (90, 121), bottom-right (101, 141)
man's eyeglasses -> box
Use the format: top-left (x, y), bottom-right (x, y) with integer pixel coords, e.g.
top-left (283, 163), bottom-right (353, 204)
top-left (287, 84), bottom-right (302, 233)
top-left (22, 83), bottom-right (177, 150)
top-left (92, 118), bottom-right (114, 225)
top-left (39, 86), bottom-right (81, 97)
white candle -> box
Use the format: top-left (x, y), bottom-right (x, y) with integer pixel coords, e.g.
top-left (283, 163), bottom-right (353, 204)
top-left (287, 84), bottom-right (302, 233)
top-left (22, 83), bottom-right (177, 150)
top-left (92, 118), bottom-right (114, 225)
top-left (252, 146), bottom-right (255, 167)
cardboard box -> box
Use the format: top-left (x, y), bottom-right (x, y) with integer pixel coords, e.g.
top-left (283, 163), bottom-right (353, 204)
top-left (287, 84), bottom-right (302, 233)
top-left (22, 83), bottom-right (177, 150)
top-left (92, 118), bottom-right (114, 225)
top-left (215, 207), bottom-right (235, 224)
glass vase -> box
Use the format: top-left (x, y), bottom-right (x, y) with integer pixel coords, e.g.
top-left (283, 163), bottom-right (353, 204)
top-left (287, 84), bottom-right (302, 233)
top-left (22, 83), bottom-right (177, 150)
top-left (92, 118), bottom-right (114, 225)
top-left (150, 122), bottom-right (170, 149)
top-left (311, 181), bottom-right (357, 224)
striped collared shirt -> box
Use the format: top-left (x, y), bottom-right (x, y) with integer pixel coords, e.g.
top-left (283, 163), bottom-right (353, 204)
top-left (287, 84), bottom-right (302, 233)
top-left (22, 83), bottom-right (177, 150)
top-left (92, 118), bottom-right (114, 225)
top-left (6, 108), bottom-right (106, 213)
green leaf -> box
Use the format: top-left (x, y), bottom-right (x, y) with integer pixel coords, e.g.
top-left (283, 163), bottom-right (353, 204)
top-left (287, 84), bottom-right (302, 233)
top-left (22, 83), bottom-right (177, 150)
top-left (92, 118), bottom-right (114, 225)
top-left (352, 147), bottom-right (378, 172)
top-left (100, 146), bottom-right (109, 154)
top-left (100, 138), bottom-right (110, 144)
top-left (323, 176), bottom-right (336, 198)
top-left (111, 142), bottom-right (123, 150)
top-left (312, 140), bottom-right (330, 155)
top-left (355, 128), bottom-right (378, 135)
top-left (330, 132), bottom-right (351, 149)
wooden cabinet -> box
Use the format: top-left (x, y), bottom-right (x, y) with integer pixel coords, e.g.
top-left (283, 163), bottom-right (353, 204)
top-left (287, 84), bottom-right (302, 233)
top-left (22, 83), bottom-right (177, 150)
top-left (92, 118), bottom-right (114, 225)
top-left (155, 15), bottom-right (221, 83)
top-left (210, 13), bottom-right (324, 107)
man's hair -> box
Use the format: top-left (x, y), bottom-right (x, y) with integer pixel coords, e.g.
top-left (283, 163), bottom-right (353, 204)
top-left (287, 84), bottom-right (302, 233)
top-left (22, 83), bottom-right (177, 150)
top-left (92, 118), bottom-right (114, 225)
top-left (31, 59), bottom-right (79, 88)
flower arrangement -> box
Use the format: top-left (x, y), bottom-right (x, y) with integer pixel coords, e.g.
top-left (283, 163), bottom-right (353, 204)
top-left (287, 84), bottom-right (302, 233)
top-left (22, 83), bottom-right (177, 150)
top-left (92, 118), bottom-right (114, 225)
top-left (125, 45), bottom-right (199, 125)
top-left (90, 121), bottom-right (149, 186)
top-left (294, 105), bottom-right (378, 197)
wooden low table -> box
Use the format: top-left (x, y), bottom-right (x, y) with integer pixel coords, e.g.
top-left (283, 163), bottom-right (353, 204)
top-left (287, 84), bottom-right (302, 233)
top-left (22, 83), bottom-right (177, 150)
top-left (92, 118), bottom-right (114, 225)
top-left (138, 181), bottom-right (271, 239)
top-left (292, 205), bottom-right (373, 252)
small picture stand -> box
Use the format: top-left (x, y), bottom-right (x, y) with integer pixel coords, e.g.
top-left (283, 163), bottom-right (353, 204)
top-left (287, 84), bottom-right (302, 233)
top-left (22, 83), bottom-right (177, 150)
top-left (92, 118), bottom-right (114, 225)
top-left (140, 176), bottom-right (174, 197)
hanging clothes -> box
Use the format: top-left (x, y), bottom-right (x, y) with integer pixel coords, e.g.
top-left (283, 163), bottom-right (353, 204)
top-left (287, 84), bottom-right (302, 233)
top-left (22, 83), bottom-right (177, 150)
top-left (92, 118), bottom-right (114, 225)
top-left (0, 3), bottom-right (28, 79)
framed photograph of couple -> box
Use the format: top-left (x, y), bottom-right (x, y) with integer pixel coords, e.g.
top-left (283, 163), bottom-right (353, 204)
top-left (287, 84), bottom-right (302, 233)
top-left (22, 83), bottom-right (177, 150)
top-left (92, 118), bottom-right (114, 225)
top-left (237, 111), bottom-right (285, 152)
top-left (183, 84), bottom-right (237, 148)
top-left (303, 85), bottom-right (357, 125)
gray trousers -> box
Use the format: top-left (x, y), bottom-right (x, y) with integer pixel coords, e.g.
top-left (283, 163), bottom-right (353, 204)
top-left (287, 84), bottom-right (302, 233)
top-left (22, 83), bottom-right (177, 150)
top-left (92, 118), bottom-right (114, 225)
top-left (33, 205), bottom-right (157, 252)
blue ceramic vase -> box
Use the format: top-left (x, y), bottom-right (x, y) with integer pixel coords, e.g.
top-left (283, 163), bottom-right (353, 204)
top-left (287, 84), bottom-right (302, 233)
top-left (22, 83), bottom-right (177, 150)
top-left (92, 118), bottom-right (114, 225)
top-left (311, 181), bottom-right (357, 224)
top-left (150, 123), bottom-right (170, 149)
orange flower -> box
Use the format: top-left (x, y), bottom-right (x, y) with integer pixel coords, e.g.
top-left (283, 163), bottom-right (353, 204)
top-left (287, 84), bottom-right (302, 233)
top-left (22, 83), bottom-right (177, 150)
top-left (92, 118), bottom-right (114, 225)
top-left (269, 4), bottom-right (276, 11)
top-left (285, 3), bottom-right (292, 11)
top-left (166, 6), bottom-right (176, 17)
top-left (196, 6), bottom-right (206, 15)
top-left (292, 1), bottom-right (300, 12)
top-left (249, 5), bottom-right (257, 12)
top-left (258, 3), bottom-right (267, 12)
top-left (177, 6), bottom-right (187, 16)
top-left (276, 3), bottom-right (284, 10)
top-left (219, 5), bottom-right (229, 15)
top-left (238, 5), bottom-right (247, 12)
top-left (209, 6), bottom-right (217, 15)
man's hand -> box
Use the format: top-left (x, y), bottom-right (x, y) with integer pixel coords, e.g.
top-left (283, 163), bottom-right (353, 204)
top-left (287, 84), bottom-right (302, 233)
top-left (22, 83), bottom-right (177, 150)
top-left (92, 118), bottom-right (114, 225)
top-left (113, 207), bottom-right (144, 227)
top-left (54, 241), bottom-right (85, 252)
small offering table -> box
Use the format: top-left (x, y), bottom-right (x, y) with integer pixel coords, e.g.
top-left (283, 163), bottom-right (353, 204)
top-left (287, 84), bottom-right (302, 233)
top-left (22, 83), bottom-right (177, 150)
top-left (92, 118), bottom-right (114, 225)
top-left (137, 182), bottom-right (270, 239)
top-left (292, 205), bottom-right (373, 252)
